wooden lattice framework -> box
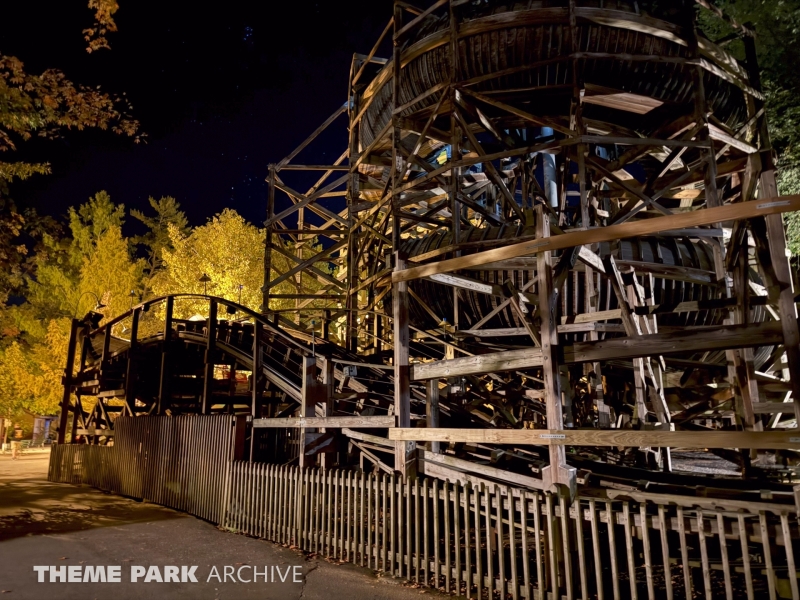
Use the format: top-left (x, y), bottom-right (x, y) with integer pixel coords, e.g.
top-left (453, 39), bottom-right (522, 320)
top-left (262, 0), bottom-right (800, 488)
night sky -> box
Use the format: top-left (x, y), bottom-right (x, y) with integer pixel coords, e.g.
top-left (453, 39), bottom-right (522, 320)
top-left (2, 1), bottom-right (391, 228)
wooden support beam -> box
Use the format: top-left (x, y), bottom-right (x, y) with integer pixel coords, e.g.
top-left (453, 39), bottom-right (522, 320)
top-left (536, 206), bottom-right (576, 494)
top-left (75, 428), bottom-right (115, 437)
top-left (393, 252), bottom-right (415, 475)
top-left (760, 175), bottom-right (800, 420)
top-left (352, 17), bottom-right (393, 86)
top-left (201, 301), bottom-right (217, 415)
top-left (426, 379), bottom-right (441, 454)
top-left (421, 450), bottom-right (545, 490)
top-left (393, 195), bottom-right (800, 283)
top-left (156, 296), bottom-right (173, 415)
top-left (388, 428), bottom-right (800, 450)
top-left (299, 355), bottom-right (319, 467)
top-left (278, 104), bottom-right (346, 167)
top-left (253, 416), bottom-right (395, 428)
top-left (394, 0), bottom-right (447, 40)
top-left (411, 321), bottom-right (784, 380)
top-left (57, 318), bottom-right (81, 444)
top-left (124, 307), bottom-right (141, 416)
top-left (249, 320), bottom-right (263, 462)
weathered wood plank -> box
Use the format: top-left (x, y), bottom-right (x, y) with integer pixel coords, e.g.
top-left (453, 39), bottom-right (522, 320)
top-left (253, 416), bottom-right (395, 428)
top-left (411, 321), bottom-right (783, 380)
top-left (388, 428), bottom-right (800, 449)
top-left (393, 196), bottom-right (800, 283)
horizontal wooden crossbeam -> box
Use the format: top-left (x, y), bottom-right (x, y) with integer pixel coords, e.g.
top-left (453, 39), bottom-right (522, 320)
top-left (253, 416), bottom-right (395, 428)
top-left (410, 321), bottom-right (783, 380)
top-left (389, 428), bottom-right (800, 449)
top-left (76, 428), bottom-right (115, 436)
top-left (393, 196), bottom-right (800, 283)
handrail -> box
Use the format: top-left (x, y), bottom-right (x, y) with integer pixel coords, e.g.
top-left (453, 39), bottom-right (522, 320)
top-left (85, 294), bottom-right (314, 357)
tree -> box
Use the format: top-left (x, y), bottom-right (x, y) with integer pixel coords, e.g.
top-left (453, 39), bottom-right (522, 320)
top-left (0, 1), bottom-right (139, 298)
top-left (149, 209), bottom-right (270, 318)
top-left (148, 208), bottom-right (334, 319)
top-left (0, 191), bottom-right (143, 418)
top-left (699, 1), bottom-right (800, 255)
top-left (130, 196), bottom-right (190, 298)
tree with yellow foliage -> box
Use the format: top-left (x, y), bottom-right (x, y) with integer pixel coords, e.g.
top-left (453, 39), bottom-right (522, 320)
top-left (151, 209), bottom-right (273, 318)
top-left (150, 208), bottom-right (335, 319)
top-left (0, 191), bottom-right (143, 420)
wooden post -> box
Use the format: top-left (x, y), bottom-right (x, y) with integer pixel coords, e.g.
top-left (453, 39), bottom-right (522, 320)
top-left (262, 166), bottom-right (276, 314)
top-left (449, 0), bottom-right (462, 331)
top-left (319, 357), bottom-right (336, 469)
top-left (157, 296), bottom-right (174, 415)
top-left (394, 251), bottom-right (415, 475)
top-left (537, 205), bottom-right (576, 497)
top-left (57, 318), bottom-right (81, 444)
top-left (299, 355), bottom-right (319, 468)
top-left (742, 33), bottom-right (800, 419)
top-left (347, 62), bottom-right (361, 354)
top-left (250, 320), bottom-right (263, 462)
top-left (760, 172), bottom-right (800, 419)
top-left (124, 307), bottom-right (141, 416)
top-left (201, 299), bottom-right (218, 415)
top-left (426, 379), bottom-right (441, 454)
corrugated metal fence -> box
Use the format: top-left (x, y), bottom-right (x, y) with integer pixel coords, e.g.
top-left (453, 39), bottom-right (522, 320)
top-left (49, 417), bottom-right (799, 599)
top-left (48, 415), bottom-right (242, 523)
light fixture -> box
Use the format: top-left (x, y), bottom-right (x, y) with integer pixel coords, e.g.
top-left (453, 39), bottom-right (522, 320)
top-left (199, 273), bottom-right (212, 295)
top-left (73, 291), bottom-right (106, 318)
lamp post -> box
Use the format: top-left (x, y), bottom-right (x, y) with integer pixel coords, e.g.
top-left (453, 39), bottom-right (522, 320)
top-left (73, 292), bottom-right (106, 318)
top-left (128, 290), bottom-right (137, 309)
top-left (199, 273), bottom-right (212, 295)
top-left (237, 284), bottom-right (244, 305)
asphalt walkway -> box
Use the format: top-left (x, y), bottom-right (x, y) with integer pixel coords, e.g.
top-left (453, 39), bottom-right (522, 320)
top-left (0, 452), bottom-right (444, 599)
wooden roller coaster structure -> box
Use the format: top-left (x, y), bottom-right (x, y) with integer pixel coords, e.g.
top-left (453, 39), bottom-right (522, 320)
top-left (55, 1), bottom-right (800, 597)
top-left (58, 0), bottom-right (800, 501)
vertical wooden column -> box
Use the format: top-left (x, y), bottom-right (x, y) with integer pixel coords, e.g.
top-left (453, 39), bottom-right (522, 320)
top-left (249, 320), bottom-right (263, 461)
top-left (157, 296), bottom-right (174, 415)
top-left (390, 2), bottom-right (403, 249)
top-left (201, 299), bottom-right (218, 415)
top-left (57, 318), bottom-right (81, 444)
top-left (299, 354), bottom-right (319, 468)
top-left (124, 307), bottom-right (141, 417)
top-left (742, 34), bottom-right (800, 419)
top-left (536, 206), bottom-right (576, 497)
top-left (426, 379), bottom-right (441, 454)
top-left (760, 172), bottom-right (800, 419)
top-left (100, 325), bottom-right (111, 382)
top-left (732, 249), bottom-right (760, 432)
top-left (394, 251), bottom-right (415, 475)
top-left (262, 166), bottom-right (276, 315)
top-left (319, 357), bottom-right (336, 469)
top-left (449, 0), bottom-right (462, 331)
top-left (346, 60), bottom-right (361, 354)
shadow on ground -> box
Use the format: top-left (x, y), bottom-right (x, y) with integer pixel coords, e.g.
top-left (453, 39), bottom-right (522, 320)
top-left (0, 454), bottom-right (185, 541)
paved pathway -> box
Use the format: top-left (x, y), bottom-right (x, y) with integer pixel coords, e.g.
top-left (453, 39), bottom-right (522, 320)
top-left (0, 453), bottom-right (443, 599)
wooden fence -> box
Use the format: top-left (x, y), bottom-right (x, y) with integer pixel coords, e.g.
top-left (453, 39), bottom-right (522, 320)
top-left (48, 415), bottom-right (244, 523)
top-left (49, 417), bottom-right (800, 600)
top-left (224, 462), bottom-right (799, 600)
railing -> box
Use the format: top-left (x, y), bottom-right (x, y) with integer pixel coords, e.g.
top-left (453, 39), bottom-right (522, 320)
top-left (224, 461), bottom-right (799, 600)
top-left (49, 415), bottom-right (800, 600)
